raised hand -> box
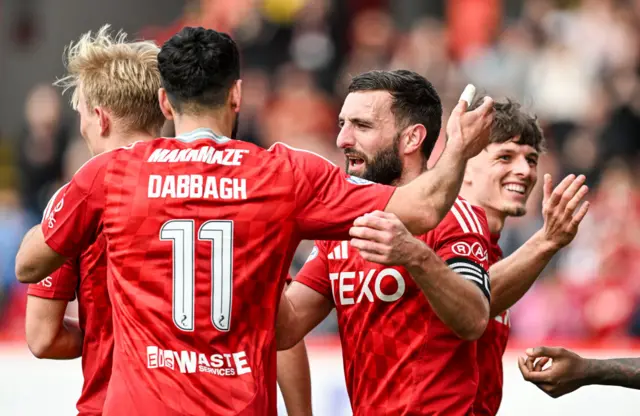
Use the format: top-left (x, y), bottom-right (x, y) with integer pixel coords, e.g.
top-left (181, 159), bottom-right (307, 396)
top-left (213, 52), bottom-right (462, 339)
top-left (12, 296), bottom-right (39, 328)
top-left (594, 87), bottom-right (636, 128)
top-left (540, 174), bottom-right (590, 251)
top-left (446, 84), bottom-right (495, 160)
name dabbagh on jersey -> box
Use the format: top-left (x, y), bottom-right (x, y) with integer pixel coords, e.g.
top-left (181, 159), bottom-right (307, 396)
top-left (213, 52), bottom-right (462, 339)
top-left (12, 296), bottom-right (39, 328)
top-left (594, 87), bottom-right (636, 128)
top-left (40, 129), bottom-right (396, 415)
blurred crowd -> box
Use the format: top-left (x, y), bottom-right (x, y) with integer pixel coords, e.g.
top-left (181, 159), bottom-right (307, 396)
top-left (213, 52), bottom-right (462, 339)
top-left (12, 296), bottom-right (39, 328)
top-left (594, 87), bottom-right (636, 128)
top-left (2, 0), bottom-right (640, 344)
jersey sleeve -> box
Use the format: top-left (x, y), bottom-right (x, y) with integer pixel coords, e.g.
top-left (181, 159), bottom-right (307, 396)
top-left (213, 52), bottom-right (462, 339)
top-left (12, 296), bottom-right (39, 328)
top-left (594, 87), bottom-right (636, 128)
top-left (27, 257), bottom-right (79, 301)
top-left (270, 143), bottom-right (396, 240)
top-left (293, 242), bottom-right (333, 303)
top-left (429, 199), bottom-right (491, 301)
top-left (41, 154), bottom-right (108, 258)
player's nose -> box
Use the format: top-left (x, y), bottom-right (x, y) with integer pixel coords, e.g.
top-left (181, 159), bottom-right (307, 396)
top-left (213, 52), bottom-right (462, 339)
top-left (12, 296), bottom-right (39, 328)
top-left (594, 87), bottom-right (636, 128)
top-left (336, 126), bottom-right (355, 149)
top-left (513, 156), bottom-right (532, 176)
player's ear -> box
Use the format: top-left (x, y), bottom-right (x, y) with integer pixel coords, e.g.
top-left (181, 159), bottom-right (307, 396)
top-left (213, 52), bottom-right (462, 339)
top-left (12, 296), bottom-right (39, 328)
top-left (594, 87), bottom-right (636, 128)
top-left (402, 124), bottom-right (426, 156)
top-left (158, 88), bottom-right (174, 120)
top-left (95, 107), bottom-right (110, 137)
top-left (463, 160), bottom-right (475, 186)
top-left (229, 80), bottom-right (242, 113)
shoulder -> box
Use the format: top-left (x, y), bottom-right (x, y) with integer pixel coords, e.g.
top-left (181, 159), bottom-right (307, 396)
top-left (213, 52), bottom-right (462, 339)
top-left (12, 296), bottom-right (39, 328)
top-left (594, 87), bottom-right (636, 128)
top-left (267, 142), bottom-right (337, 169)
top-left (437, 196), bottom-right (489, 236)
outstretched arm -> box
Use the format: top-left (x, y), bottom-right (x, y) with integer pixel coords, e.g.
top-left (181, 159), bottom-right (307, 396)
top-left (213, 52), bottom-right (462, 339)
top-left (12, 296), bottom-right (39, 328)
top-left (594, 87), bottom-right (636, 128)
top-left (489, 174), bottom-right (589, 317)
top-left (519, 347), bottom-right (640, 398)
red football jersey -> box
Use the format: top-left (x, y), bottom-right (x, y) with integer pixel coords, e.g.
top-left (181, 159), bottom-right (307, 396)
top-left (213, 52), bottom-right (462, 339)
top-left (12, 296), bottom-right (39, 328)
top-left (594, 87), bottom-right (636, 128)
top-left (40, 129), bottom-right (395, 416)
top-left (296, 197), bottom-right (491, 415)
top-left (28, 189), bottom-right (112, 416)
top-left (474, 233), bottom-right (509, 416)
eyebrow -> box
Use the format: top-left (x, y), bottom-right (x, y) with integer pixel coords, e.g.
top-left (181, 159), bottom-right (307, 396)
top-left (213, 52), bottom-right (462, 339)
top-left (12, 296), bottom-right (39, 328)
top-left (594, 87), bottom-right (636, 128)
top-left (341, 116), bottom-right (375, 127)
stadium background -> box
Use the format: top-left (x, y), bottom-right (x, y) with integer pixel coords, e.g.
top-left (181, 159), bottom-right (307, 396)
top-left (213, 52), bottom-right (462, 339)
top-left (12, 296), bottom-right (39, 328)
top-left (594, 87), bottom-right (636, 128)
top-left (1, 0), bottom-right (640, 414)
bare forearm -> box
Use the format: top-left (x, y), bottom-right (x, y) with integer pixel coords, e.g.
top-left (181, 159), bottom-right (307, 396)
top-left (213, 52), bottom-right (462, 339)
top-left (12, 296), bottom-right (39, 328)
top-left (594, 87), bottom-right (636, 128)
top-left (583, 358), bottom-right (640, 389)
top-left (489, 231), bottom-right (557, 317)
top-left (29, 320), bottom-right (83, 359)
top-left (390, 146), bottom-right (467, 234)
top-left (406, 245), bottom-right (489, 340)
top-left (277, 341), bottom-right (313, 416)
top-left (276, 283), bottom-right (332, 350)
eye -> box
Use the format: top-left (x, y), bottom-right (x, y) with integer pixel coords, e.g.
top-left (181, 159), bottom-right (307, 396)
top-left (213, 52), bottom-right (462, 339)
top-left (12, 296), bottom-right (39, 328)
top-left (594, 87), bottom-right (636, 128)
top-left (338, 120), bottom-right (345, 128)
top-left (498, 154), bottom-right (511, 162)
top-left (527, 157), bottom-right (538, 167)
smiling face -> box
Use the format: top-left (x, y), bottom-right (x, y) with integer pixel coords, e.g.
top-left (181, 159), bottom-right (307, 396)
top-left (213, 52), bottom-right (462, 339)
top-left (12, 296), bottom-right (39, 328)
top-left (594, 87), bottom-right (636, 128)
top-left (336, 90), bottom-right (404, 185)
top-left (466, 138), bottom-right (539, 218)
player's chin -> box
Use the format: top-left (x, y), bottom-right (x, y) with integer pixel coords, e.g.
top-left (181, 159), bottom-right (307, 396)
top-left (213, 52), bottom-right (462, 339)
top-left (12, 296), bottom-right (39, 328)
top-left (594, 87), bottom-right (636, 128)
top-left (503, 202), bottom-right (527, 217)
top-left (347, 165), bottom-right (366, 177)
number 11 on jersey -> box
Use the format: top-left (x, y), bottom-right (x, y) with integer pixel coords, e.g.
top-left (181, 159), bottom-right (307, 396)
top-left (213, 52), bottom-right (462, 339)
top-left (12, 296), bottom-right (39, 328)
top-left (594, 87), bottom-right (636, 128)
top-left (160, 220), bottom-right (234, 332)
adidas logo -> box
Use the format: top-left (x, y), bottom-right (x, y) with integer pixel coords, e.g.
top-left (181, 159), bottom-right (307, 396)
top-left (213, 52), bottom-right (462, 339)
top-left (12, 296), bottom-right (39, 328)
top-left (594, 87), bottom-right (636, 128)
top-left (327, 241), bottom-right (349, 260)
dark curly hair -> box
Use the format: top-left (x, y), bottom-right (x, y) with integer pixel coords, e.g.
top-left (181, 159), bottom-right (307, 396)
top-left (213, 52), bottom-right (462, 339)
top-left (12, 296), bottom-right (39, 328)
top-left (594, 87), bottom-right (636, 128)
top-left (158, 27), bottom-right (240, 114)
top-left (470, 95), bottom-right (546, 152)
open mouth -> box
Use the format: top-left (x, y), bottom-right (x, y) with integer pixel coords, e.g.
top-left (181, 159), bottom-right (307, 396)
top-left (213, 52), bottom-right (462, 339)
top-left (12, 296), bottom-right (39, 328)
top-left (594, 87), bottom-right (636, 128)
top-left (347, 156), bottom-right (365, 169)
top-left (503, 183), bottom-right (527, 195)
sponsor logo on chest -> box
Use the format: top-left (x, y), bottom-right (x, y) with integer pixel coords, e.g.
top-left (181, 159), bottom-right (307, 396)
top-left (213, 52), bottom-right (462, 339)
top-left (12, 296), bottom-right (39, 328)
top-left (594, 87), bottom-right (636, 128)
top-left (327, 243), bottom-right (408, 306)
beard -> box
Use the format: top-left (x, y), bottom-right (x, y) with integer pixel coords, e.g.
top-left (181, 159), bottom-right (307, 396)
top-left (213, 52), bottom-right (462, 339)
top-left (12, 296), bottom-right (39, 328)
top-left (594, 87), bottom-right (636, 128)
top-left (503, 204), bottom-right (527, 217)
top-left (344, 133), bottom-right (403, 186)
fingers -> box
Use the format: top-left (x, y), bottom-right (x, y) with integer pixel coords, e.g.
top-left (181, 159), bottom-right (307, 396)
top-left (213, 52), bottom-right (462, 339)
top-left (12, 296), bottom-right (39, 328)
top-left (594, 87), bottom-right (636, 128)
top-left (559, 175), bottom-right (586, 212)
top-left (534, 357), bottom-right (551, 372)
top-left (451, 84), bottom-right (475, 117)
top-left (546, 175), bottom-right (576, 208)
top-left (519, 358), bottom-right (553, 383)
top-left (525, 356), bottom-right (535, 372)
top-left (459, 84), bottom-right (477, 107)
top-left (526, 346), bottom-right (563, 359)
top-left (349, 226), bottom-right (386, 242)
top-left (543, 174), bottom-right (553, 204)
top-left (518, 356), bottom-right (537, 380)
top-left (475, 96), bottom-right (495, 116)
top-left (358, 251), bottom-right (390, 264)
top-left (349, 238), bottom-right (387, 255)
top-left (571, 201), bottom-right (590, 227)
top-left (565, 184), bottom-right (589, 215)
top-left (353, 214), bottom-right (390, 230)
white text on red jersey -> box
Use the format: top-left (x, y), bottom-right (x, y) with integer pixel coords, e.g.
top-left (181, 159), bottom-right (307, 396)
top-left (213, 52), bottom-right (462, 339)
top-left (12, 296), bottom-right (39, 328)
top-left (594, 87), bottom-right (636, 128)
top-left (330, 268), bottom-right (406, 306)
top-left (148, 175), bottom-right (247, 200)
top-left (147, 147), bottom-right (249, 166)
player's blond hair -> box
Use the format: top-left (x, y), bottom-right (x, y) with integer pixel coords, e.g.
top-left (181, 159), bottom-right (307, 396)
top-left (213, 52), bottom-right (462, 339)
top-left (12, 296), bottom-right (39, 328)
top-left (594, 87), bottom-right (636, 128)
top-left (55, 24), bottom-right (164, 133)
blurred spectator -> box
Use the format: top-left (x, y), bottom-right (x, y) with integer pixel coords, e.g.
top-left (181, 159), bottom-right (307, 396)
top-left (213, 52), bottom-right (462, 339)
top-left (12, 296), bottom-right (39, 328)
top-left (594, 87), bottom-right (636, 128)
top-left (6, 0), bottom-right (640, 344)
top-left (0, 189), bottom-right (30, 337)
top-left (16, 84), bottom-right (71, 225)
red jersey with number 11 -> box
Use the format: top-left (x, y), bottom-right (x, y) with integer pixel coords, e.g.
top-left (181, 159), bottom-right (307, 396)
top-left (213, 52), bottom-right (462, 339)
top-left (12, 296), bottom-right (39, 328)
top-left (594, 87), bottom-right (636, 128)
top-left (41, 129), bottom-right (395, 416)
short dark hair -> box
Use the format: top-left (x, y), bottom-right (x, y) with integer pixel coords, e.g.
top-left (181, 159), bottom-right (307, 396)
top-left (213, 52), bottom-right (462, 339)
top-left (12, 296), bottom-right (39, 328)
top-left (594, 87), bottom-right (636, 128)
top-left (158, 27), bottom-right (240, 113)
top-left (470, 95), bottom-right (546, 152)
top-left (348, 70), bottom-right (443, 160)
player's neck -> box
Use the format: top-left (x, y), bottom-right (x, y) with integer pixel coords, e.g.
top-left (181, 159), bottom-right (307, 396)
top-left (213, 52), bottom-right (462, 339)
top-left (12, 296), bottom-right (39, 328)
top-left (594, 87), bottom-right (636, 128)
top-left (172, 113), bottom-right (233, 139)
top-left (483, 208), bottom-right (507, 234)
top-left (470, 202), bottom-right (506, 234)
top-left (394, 160), bottom-right (424, 187)
top-left (104, 129), bottom-right (155, 152)
top-left (459, 190), bottom-right (506, 233)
